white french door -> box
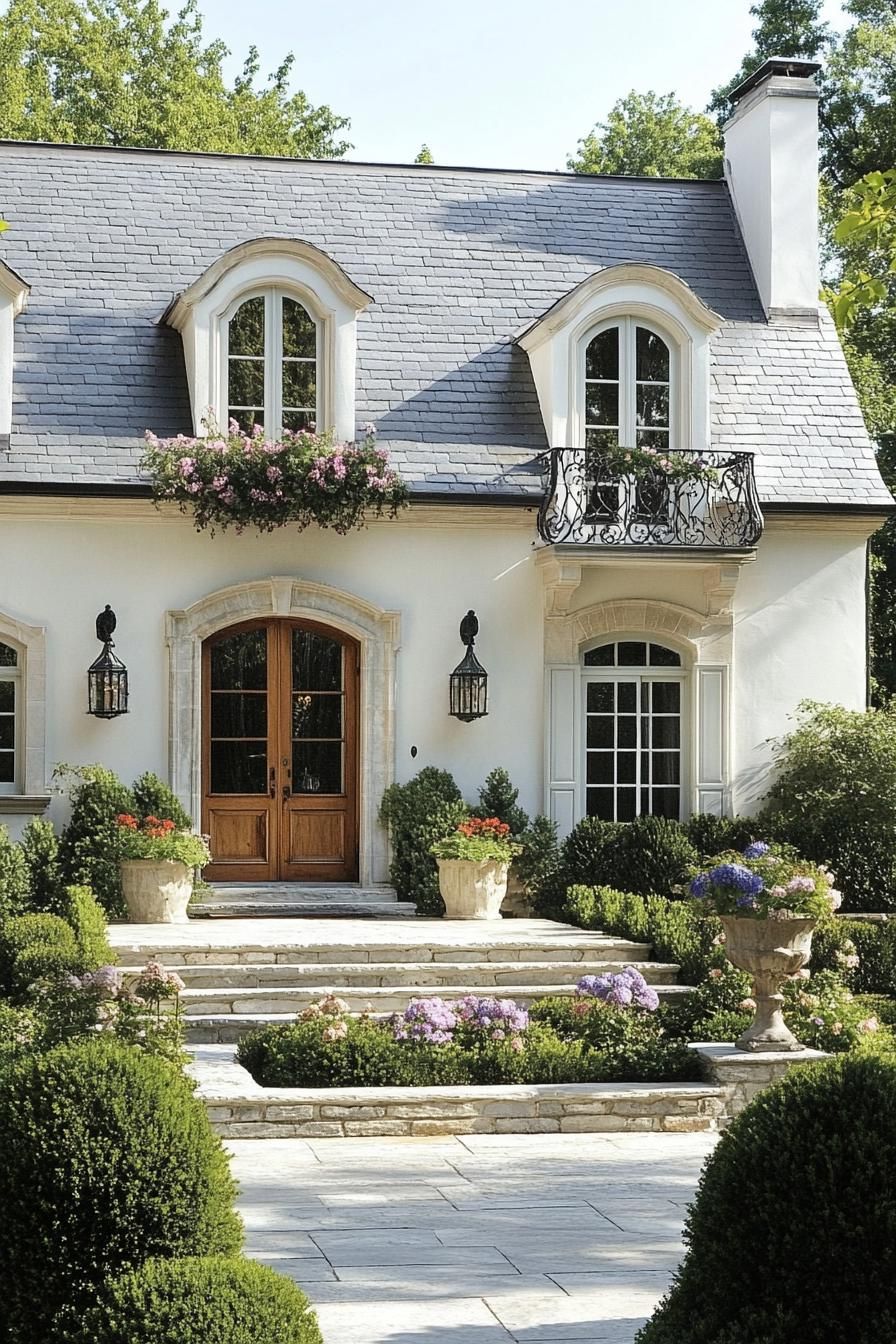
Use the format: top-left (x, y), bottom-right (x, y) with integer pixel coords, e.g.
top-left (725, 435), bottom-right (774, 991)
top-left (583, 671), bottom-right (686, 822)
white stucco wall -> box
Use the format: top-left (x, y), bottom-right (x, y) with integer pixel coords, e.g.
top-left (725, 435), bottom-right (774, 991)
top-left (0, 504), bottom-right (876, 842)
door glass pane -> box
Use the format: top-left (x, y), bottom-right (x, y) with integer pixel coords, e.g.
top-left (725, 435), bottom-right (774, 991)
top-left (0, 681), bottom-right (14, 712)
top-left (587, 753), bottom-right (614, 785)
top-left (293, 742), bottom-right (343, 795)
top-left (617, 683), bottom-right (637, 713)
top-left (210, 694), bottom-right (267, 738)
top-left (651, 682), bottom-right (681, 714)
top-left (617, 788), bottom-right (637, 822)
top-left (584, 645), bottom-right (614, 667)
top-left (228, 295), bottom-right (265, 432)
top-left (0, 643), bottom-right (17, 666)
top-left (652, 717), bottom-right (681, 749)
top-left (617, 642), bottom-right (647, 666)
top-left (292, 631), bottom-right (342, 691)
top-left (587, 716), bottom-right (613, 749)
top-left (293, 693), bottom-right (342, 739)
top-left (229, 296), bottom-right (265, 356)
top-left (585, 383), bottom-right (619, 427)
top-left (649, 644), bottom-right (681, 667)
top-left (0, 718), bottom-right (13, 750)
top-left (636, 383), bottom-right (670, 429)
top-left (617, 716), bottom-right (636, 748)
top-left (282, 298), bottom-right (316, 358)
top-left (211, 630), bottom-right (267, 690)
top-left (586, 788), bottom-right (614, 820)
top-left (587, 682), bottom-right (614, 713)
top-left (0, 753), bottom-right (13, 783)
top-left (210, 741), bottom-right (267, 794)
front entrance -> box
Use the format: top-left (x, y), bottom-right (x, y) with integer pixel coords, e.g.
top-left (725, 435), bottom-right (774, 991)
top-left (202, 618), bottom-right (359, 882)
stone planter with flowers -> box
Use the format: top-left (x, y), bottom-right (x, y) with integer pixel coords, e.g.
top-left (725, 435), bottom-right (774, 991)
top-left (117, 813), bottom-right (211, 924)
top-left (431, 818), bottom-right (519, 919)
top-left (689, 840), bottom-right (843, 1052)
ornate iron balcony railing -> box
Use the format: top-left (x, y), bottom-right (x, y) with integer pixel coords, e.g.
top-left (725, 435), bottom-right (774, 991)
top-left (537, 448), bottom-right (763, 548)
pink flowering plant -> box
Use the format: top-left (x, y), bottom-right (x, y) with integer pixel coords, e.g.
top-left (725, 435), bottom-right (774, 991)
top-left (689, 841), bottom-right (839, 919)
top-left (142, 419), bottom-right (407, 535)
top-left (603, 443), bottom-right (718, 485)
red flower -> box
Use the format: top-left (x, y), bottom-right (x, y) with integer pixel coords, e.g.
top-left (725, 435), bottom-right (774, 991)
top-left (116, 814), bottom-right (138, 829)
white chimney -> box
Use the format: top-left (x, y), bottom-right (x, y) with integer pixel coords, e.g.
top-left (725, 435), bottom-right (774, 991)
top-left (723, 56), bottom-right (821, 318)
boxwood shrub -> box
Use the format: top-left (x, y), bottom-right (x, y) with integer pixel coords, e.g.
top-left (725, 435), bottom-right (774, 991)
top-left (0, 825), bottom-right (29, 920)
top-left (51, 1256), bottom-right (322, 1344)
top-left (637, 1054), bottom-right (896, 1343)
top-left (0, 912), bottom-right (79, 998)
top-left (0, 1039), bottom-right (241, 1343)
top-left (562, 884), bottom-right (723, 985)
top-left (534, 816), bottom-right (699, 915)
top-left (378, 767), bottom-right (467, 915)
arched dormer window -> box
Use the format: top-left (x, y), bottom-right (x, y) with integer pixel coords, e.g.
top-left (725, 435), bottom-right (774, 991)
top-left (584, 319), bottom-right (672, 453)
top-left (162, 239), bottom-right (372, 441)
top-left (225, 291), bottom-right (318, 435)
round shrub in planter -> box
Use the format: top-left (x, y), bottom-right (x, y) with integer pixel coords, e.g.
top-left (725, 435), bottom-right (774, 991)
top-left (637, 1054), bottom-right (896, 1344)
top-left (51, 1256), bottom-right (322, 1344)
top-left (0, 1039), bottom-right (241, 1343)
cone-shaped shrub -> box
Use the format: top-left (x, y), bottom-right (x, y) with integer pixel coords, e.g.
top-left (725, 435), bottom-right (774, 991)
top-left (51, 1256), bottom-right (322, 1344)
top-left (0, 1039), bottom-right (241, 1343)
top-left (637, 1054), bottom-right (896, 1344)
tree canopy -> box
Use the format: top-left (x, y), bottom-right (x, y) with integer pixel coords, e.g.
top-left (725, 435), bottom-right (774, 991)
top-left (568, 90), bottom-right (722, 180)
top-left (0, 0), bottom-right (350, 158)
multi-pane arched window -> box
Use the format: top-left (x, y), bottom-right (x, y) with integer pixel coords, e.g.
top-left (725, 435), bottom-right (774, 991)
top-left (0, 641), bottom-right (20, 793)
top-left (583, 640), bottom-right (685, 822)
top-left (225, 290), bottom-right (318, 435)
top-left (584, 319), bottom-right (672, 452)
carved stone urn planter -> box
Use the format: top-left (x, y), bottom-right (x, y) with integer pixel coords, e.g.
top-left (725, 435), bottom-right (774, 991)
top-left (437, 858), bottom-right (509, 920)
top-left (120, 859), bottom-right (193, 924)
top-left (720, 915), bottom-right (816, 1052)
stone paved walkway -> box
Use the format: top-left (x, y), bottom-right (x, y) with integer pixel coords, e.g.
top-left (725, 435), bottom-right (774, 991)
top-left (230, 1130), bottom-right (717, 1343)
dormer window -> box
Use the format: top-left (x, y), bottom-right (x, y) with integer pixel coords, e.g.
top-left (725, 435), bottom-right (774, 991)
top-left (162, 239), bottom-right (372, 442)
top-left (585, 320), bottom-right (672, 452)
top-left (226, 291), bottom-right (318, 435)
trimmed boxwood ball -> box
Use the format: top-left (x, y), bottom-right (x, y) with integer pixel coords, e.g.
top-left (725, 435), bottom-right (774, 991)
top-left (51, 1256), bottom-right (322, 1344)
top-left (0, 1039), bottom-right (242, 1344)
top-left (637, 1054), bottom-right (896, 1344)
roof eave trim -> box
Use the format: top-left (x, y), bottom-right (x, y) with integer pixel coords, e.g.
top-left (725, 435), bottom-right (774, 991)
top-left (0, 258), bottom-right (30, 315)
top-left (159, 236), bottom-right (374, 330)
top-left (515, 263), bottom-right (724, 352)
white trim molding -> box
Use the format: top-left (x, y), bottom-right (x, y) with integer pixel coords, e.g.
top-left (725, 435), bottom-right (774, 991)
top-left (0, 607), bottom-right (47, 802)
top-left (161, 239), bottom-right (373, 442)
top-left (516, 263), bottom-right (722, 454)
top-left (0, 258), bottom-right (30, 437)
top-left (165, 576), bottom-right (400, 885)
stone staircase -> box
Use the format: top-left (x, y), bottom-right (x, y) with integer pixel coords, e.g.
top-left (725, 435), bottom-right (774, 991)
top-left (111, 918), bottom-right (690, 1044)
top-left (190, 883), bottom-right (416, 919)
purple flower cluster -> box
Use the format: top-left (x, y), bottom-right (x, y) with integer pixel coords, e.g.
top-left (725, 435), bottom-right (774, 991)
top-left (453, 995), bottom-right (529, 1040)
top-left (743, 841), bottom-right (771, 859)
top-left (392, 997), bottom-right (458, 1045)
top-left (576, 966), bottom-right (660, 1012)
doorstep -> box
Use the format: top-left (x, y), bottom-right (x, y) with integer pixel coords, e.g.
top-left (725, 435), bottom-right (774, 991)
top-left (188, 1044), bottom-right (726, 1139)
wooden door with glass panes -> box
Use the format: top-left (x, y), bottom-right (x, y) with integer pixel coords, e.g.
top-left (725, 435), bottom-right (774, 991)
top-left (202, 619), bottom-right (359, 882)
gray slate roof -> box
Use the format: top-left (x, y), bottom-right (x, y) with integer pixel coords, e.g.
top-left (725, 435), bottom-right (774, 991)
top-left (0, 140), bottom-right (889, 507)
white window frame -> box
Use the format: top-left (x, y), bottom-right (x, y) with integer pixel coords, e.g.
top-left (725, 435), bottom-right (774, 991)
top-left (0, 641), bottom-right (21, 795)
top-left (0, 259), bottom-right (30, 437)
top-left (222, 287), bottom-right (321, 439)
top-left (582, 316), bottom-right (677, 451)
top-left (581, 639), bottom-right (691, 824)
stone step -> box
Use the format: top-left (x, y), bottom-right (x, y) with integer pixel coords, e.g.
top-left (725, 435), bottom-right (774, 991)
top-left (191, 901), bottom-right (418, 919)
top-left (206, 884), bottom-right (401, 900)
top-left (122, 958), bottom-right (680, 990)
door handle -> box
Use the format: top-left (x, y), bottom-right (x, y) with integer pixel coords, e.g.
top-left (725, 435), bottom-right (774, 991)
top-left (282, 784), bottom-right (291, 801)
top-left (269, 767), bottom-right (276, 799)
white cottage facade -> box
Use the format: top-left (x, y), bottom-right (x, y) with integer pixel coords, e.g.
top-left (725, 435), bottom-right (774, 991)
top-left (0, 58), bottom-right (890, 886)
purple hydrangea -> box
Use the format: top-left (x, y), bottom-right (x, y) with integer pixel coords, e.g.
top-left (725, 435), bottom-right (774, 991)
top-left (708, 863), bottom-right (765, 897)
top-left (743, 841), bottom-right (771, 859)
top-left (736, 893), bottom-right (760, 911)
top-left (454, 995), bottom-right (529, 1036)
top-left (690, 872), bottom-right (711, 899)
top-left (392, 997), bottom-right (458, 1045)
top-left (577, 966), bottom-right (659, 1012)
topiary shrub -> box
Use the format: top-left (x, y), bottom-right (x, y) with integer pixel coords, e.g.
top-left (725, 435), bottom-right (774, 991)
top-left (0, 1038), bottom-right (241, 1342)
top-left (57, 884), bottom-right (114, 970)
top-left (50, 1255), bottom-right (322, 1344)
top-left (379, 767), bottom-right (467, 915)
top-left (637, 1054), bottom-right (896, 1343)
top-left (131, 772), bottom-right (192, 830)
top-left (760, 700), bottom-right (896, 911)
top-left (684, 813), bottom-right (759, 859)
top-left (0, 912), bottom-right (79, 998)
top-left (19, 817), bottom-right (65, 914)
top-left (57, 765), bottom-right (135, 918)
top-left (0, 825), bottom-right (29, 920)
top-left (474, 766), bottom-right (530, 836)
top-left (599, 815), bottom-right (698, 897)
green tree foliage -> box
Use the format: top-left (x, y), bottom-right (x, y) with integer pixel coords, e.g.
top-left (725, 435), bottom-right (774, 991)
top-left (378, 767), bottom-right (467, 916)
top-left (709, 0), bottom-right (831, 124)
top-left (414, 143), bottom-right (434, 164)
top-left (18, 817), bottom-right (65, 915)
top-left (0, 825), bottom-right (30, 920)
top-left (0, 0), bottom-right (350, 157)
top-left (568, 91), bottom-right (722, 179)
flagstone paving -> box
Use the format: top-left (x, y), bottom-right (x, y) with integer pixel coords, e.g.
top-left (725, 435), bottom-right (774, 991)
top-left (230, 1129), bottom-right (717, 1343)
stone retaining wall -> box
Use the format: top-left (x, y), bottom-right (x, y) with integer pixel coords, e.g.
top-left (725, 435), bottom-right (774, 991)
top-left (693, 1041), bottom-right (829, 1120)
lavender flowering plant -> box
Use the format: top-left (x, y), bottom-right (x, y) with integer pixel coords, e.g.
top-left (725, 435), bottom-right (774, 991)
top-left (576, 966), bottom-right (660, 1012)
top-left (689, 842), bottom-right (840, 919)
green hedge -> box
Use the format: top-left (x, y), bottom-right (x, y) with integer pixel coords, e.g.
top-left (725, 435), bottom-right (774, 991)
top-left (0, 825), bottom-right (29, 921)
top-left (562, 884), bottom-right (724, 985)
top-left (52, 1256), bottom-right (322, 1344)
top-left (535, 816), bottom-right (700, 915)
top-left (813, 916), bottom-right (896, 998)
top-left (637, 1054), bottom-right (896, 1343)
top-left (378, 767), bottom-right (467, 915)
top-left (0, 1039), bottom-right (241, 1343)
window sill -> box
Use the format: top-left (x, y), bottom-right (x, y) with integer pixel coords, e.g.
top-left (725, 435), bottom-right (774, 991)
top-left (0, 794), bottom-right (51, 815)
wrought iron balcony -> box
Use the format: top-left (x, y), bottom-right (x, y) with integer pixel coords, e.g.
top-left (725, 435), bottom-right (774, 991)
top-left (536, 448), bottom-right (763, 548)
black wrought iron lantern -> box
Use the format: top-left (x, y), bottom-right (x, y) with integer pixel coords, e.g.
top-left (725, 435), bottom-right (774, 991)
top-left (449, 610), bottom-right (488, 722)
top-left (87, 605), bottom-right (129, 719)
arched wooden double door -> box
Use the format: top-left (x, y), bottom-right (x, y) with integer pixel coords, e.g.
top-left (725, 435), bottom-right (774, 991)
top-left (202, 619), bottom-right (359, 882)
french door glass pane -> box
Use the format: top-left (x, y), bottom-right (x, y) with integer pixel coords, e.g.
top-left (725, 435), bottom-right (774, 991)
top-left (0, 718), bottom-right (14, 750)
top-left (211, 630), bottom-right (267, 690)
top-left (618, 641), bottom-right (647, 666)
top-left (586, 673), bottom-right (682, 822)
top-left (210, 694), bottom-right (267, 738)
top-left (0, 643), bottom-right (17, 667)
top-left (636, 327), bottom-right (670, 382)
top-left (0, 681), bottom-right (14, 711)
top-left (0, 753), bottom-right (13, 783)
top-left (292, 631), bottom-right (342, 692)
top-left (293, 693), bottom-right (342, 739)
top-left (293, 742), bottom-right (342, 795)
top-left (292, 630), bottom-right (344, 794)
top-left (209, 629), bottom-right (269, 794)
top-left (210, 741), bottom-right (267, 794)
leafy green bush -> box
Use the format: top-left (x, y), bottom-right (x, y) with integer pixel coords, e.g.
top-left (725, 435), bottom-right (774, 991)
top-left (684, 813), bottom-right (759, 858)
top-left (131, 772), bottom-right (192, 830)
top-left (57, 884), bottom-right (113, 969)
top-left (19, 817), bottom-right (65, 914)
top-left (0, 912), bottom-right (79, 998)
top-left (0, 825), bottom-right (29, 920)
top-left (57, 765), bottom-right (135, 918)
top-left (636, 1054), bottom-right (896, 1343)
top-left (534, 815), bottom-right (699, 915)
top-left (563, 885), bottom-right (724, 985)
top-left (528, 996), bottom-right (702, 1082)
top-left (0, 1039), bottom-right (241, 1343)
top-left (379, 767), bottom-right (467, 915)
top-left (513, 813), bottom-right (560, 900)
top-left (51, 1255), bottom-right (322, 1344)
top-left (474, 766), bottom-right (530, 836)
top-left (761, 701), bottom-right (896, 911)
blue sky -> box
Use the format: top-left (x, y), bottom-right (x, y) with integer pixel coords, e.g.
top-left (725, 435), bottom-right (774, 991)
top-left (205, 0), bottom-right (848, 169)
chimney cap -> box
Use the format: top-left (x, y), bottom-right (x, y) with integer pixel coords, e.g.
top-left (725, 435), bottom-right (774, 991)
top-left (729, 56), bottom-right (822, 104)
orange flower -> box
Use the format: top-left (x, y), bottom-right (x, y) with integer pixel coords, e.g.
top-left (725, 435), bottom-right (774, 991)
top-left (116, 814), bottom-right (138, 829)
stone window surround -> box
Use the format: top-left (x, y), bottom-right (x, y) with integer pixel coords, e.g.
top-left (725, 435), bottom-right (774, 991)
top-left (0, 607), bottom-right (49, 808)
top-left (166, 576), bottom-right (400, 886)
